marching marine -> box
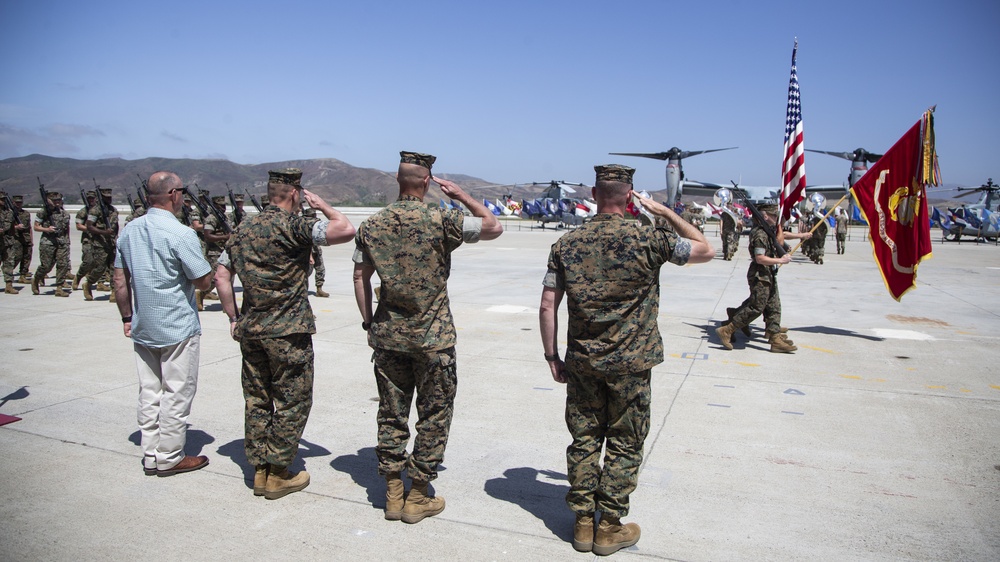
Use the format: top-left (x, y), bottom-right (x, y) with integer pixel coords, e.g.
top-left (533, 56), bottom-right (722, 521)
top-left (32, 191), bottom-right (72, 297)
top-left (82, 187), bottom-right (120, 301)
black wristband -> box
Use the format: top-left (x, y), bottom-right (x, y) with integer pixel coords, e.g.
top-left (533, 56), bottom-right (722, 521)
top-left (122, 316), bottom-right (132, 323)
top-left (362, 322), bottom-right (371, 331)
top-left (544, 353), bottom-right (560, 361)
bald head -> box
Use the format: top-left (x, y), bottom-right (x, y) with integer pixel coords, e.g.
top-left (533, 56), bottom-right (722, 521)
top-left (147, 171), bottom-right (181, 196)
top-left (397, 162), bottom-right (431, 197)
top-left (146, 171), bottom-right (183, 212)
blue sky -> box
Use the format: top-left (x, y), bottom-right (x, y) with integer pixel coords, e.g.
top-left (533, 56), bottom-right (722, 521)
top-left (1, 0), bottom-right (997, 191)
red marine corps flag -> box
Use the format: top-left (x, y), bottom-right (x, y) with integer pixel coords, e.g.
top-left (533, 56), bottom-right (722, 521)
top-left (850, 108), bottom-right (940, 301)
top-left (779, 39), bottom-right (806, 224)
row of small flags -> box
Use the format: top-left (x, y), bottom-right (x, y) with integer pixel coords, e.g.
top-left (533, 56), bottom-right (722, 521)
top-left (440, 197), bottom-right (597, 218)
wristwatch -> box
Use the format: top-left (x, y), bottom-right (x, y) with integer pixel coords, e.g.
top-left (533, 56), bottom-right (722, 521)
top-left (121, 315), bottom-right (132, 323)
top-left (544, 352), bottom-right (560, 361)
top-left (362, 321), bottom-right (371, 331)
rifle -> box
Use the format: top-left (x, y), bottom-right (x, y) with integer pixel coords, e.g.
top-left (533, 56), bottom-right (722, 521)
top-left (245, 189), bottom-right (263, 212)
top-left (227, 183), bottom-right (245, 226)
top-left (127, 192), bottom-right (137, 212)
top-left (93, 178), bottom-right (114, 232)
top-left (2, 192), bottom-right (24, 229)
top-left (730, 181), bottom-right (786, 258)
top-left (37, 177), bottom-right (54, 213)
top-left (135, 183), bottom-right (149, 210)
top-left (183, 186), bottom-right (231, 234)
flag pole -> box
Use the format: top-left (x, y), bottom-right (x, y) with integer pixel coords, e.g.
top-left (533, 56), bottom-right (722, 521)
top-left (782, 192), bottom-right (851, 259)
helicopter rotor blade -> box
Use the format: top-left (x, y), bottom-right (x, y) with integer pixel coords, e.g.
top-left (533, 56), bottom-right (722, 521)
top-left (805, 149), bottom-right (854, 160)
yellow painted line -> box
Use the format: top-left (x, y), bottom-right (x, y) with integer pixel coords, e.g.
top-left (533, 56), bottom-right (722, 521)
top-left (926, 385), bottom-right (946, 389)
top-left (839, 375), bottom-right (863, 380)
top-left (960, 388), bottom-right (972, 393)
top-left (735, 361), bottom-right (760, 367)
top-left (800, 345), bottom-right (835, 353)
top-left (991, 385), bottom-right (1000, 391)
top-left (871, 378), bottom-right (887, 383)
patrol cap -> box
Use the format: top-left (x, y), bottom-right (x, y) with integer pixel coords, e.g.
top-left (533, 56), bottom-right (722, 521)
top-left (48, 191), bottom-right (63, 200)
top-left (759, 204), bottom-right (779, 216)
top-left (261, 195), bottom-right (270, 205)
top-left (212, 195), bottom-right (226, 205)
top-left (12, 195), bottom-right (23, 202)
top-left (99, 187), bottom-right (112, 197)
top-left (268, 168), bottom-right (303, 187)
top-left (399, 151), bottom-right (436, 170)
top-left (233, 193), bottom-right (244, 202)
top-left (86, 190), bottom-right (97, 198)
top-left (594, 164), bottom-right (635, 185)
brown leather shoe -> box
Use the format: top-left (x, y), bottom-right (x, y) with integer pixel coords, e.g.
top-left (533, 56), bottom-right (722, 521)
top-left (157, 455), bottom-right (209, 477)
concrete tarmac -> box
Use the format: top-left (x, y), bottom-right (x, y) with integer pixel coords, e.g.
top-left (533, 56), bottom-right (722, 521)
top-left (1, 216), bottom-right (998, 561)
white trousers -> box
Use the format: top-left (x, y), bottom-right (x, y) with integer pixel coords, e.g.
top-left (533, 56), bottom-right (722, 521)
top-left (134, 335), bottom-right (201, 470)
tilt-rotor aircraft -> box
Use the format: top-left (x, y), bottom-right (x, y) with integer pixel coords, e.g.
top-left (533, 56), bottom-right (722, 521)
top-left (610, 146), bottom-right (847, 207)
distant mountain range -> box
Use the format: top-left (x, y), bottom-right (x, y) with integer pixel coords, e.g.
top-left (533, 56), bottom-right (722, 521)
top-left (1, 154), bottom-right (973, 209)
top-left (0, 154), bottom-right (521, 206)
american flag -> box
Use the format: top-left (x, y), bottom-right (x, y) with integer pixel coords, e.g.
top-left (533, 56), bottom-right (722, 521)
top-left (779, 39), bottom-right (806, 224)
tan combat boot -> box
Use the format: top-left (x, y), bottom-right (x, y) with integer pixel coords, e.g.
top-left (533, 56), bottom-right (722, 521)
top-left (384, 472), bottom-right (404, 520)
top-left (715, 322), bottom-right (736, 350)
top-left (315, 284), bottom-right (329, 298)
top-left (72, 273), bottom-right (81, 290)
top-left (401, 479), bottom-right (444, 524)
top-left (53, 287), bottom-right (69, 297)
top-left (253, 464), bottom-right (269, 497)
top-left (5, 282), bottom-right (18, 294)
top-left (82, 279), bottom-right (94, 301)
top-left (95, 281), bottom-right (110, 291)
top-left (264, 466), bottom-right (309, 500)
top-left (767, 332), bottom-right (797, 353)
top-left (593, 515), bottom-right (641, 556)
top-left (31, 274), bottom-right (40, 295)
top-left (203, 290), bottom-right (219, 300)
top-left (196, 290), bottom-right (204, 311)
top-left (109, 284), bottom-right (116, 303)
top-left (18, 274), bottom-right (28, 284)
top-left (573, 513), bottom-right (595, 552)
top-left (727, 307), bottom-right (752, 337)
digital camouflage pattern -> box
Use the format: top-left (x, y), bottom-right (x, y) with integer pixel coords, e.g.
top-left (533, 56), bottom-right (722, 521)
top-left (75, 206), bottom-right (96, 282)
top-left (354, 195), bottom-right (466, 352)
top-left (730, 225), bottom-right (781, 333)
top-left (836, 213), bottom-right (848, 254)
top-left (85, 204), bottom-right (119, 285)
top-left (240, 333), bottom-right (314, 467)
top-left (721, 211), bottom-right (740, 261)
top-left (544, 212), bottom-right (691, 519)
top-left (594, 164), bottom-right (635, 184)
top-left (372, 347), bottom-right (457, 481)
top-left (225, 206), bottom-right (320, 339)
top-left (301, 207), bottom-right (325, 287)
top-left (564, 364), bottom-right (651, 518)
top-left (1, 207), bottom-right (31, 282)
top-left (34, 205), bottom-right (72, 285)
top-left (398, 151), bottom-right (436, 169)
top-left (543, 214), bottom-right (689, 374)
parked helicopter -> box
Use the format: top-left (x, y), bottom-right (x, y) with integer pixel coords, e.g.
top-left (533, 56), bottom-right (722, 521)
top-left (519, 180), bottom-right (596, 228)
top-left (610, 146), bottom-right (847, 206)
top-left (934, 179), bottom-right (1000, 242)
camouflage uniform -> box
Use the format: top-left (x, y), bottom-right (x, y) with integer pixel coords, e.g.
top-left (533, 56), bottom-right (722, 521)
top-left (835, 213), bottom-right (848, 254)
top-left (34, 196), bottom-right (72, 289)
top-left (124, 204), bottom-right (146, 225)
top-left (2, 201), bottom-right (32, 284)
top-left (224, 205), bottom-right (322, 468)
top-left (202, 198), bottom-right (230, 293)
top-left (84, 192), bottom-right (120, 287)
top-left (74, 201), bottom-right (95, 284)
top-left (353, 194), bottom-right (479, 481)
top-left (301, 207), bottom-right (325, 291)
top-left (543, 211), bottom-right (691, 518)
top-left (729, 225), bottom-right (782, 333)
top-left (721, 210), bottom-right (741, 261)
